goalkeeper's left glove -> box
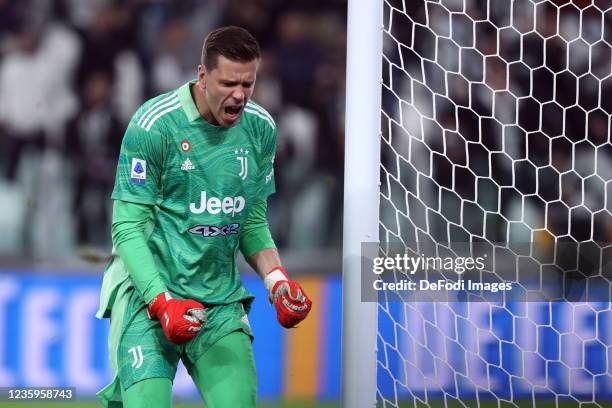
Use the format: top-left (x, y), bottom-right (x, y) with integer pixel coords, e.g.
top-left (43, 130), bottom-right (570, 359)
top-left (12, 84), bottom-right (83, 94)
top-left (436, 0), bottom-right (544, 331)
top-left (264, 267), bottom-right (312, 328)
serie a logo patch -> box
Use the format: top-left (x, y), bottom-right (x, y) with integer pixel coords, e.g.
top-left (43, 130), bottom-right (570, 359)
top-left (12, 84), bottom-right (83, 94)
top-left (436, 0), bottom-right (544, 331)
top-left (130, 158), bottom-right (147, 184)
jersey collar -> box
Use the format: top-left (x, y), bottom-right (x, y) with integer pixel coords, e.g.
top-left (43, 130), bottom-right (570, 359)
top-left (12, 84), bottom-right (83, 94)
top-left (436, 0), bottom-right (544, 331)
top-left (178, 80), bottom-right (201, 123)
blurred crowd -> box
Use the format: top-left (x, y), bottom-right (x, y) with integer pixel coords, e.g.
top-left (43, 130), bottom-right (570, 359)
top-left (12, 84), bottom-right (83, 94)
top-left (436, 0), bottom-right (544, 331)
top-left (381, 0), bottom-right (612, 270)
top-left (0, 0), bottom-right (347, 261)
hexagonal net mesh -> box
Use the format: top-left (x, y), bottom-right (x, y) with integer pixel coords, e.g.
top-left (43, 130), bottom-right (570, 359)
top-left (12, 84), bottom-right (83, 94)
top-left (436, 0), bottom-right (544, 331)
top-left (377, 0), bottom-right (612, 406)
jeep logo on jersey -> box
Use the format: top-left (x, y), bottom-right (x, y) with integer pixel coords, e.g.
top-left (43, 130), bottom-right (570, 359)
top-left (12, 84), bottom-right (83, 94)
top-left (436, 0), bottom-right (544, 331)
top-left (189, 191), bottom-right (245, 215)
top-left (188, 223), bottom-right (240, 237)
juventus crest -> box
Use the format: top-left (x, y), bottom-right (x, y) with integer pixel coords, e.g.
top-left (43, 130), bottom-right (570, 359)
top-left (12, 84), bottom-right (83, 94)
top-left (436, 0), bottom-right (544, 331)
top-left (235, 148), bottom-right (249, 180)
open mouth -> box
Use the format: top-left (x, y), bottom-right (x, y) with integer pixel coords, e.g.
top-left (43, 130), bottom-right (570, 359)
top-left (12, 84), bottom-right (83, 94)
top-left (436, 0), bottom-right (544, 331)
top-left (224, 105), bottom-right (243, 118)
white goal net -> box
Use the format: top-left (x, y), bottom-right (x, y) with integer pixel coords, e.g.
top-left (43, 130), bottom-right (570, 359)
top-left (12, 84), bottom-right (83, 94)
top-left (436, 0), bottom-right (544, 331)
top-left (375, 0), bottom-right (612, 406)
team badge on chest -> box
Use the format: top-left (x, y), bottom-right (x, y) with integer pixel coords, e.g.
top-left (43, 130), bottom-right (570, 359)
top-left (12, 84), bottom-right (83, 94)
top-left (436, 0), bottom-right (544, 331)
top-left (235, 148), bottom-right (249, 180)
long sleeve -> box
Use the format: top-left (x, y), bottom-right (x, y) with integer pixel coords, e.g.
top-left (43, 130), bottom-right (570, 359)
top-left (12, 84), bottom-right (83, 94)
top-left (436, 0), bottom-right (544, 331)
top-left (111, 199), bottom-right (167, 303)
top-left (239, 199), bottom-right (276, 258)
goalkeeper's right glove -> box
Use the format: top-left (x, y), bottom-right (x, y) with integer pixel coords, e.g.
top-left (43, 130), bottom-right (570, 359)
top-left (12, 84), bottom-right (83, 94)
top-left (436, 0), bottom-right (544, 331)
top-left (147, 292), bottom-right (207, 345)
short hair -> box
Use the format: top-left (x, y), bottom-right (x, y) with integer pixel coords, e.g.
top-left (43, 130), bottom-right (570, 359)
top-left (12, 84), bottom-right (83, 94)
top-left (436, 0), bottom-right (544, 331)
top-left (201, 26), bottom-right (261, 70)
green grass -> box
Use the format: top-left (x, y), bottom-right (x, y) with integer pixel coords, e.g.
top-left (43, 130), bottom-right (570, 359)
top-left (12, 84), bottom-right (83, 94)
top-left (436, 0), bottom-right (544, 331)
top-left (0, 400), bottom-right (339, 408)
top-left (1, 400), bottom-right (609, 408)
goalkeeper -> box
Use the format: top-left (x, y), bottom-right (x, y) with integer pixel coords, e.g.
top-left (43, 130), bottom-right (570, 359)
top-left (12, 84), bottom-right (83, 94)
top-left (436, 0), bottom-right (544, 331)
top-left (96, 26), bottom-right (312, 408)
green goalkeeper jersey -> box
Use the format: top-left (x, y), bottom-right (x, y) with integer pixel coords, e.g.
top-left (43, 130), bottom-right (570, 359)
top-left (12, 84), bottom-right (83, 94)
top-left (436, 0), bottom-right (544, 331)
top-left (101, 80), bottom-right (277, 311)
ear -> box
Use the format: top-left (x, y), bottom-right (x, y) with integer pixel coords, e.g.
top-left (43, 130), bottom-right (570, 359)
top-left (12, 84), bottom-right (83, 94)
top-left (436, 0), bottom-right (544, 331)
top-left (197, 64), bottom-right (206, 90)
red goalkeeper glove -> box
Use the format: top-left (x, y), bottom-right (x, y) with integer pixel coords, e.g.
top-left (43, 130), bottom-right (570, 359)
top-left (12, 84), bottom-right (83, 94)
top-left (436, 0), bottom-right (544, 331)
top-left (147, 292), bottom-right (207, 344)
top-left (265, 267), bottom-right (312, 328)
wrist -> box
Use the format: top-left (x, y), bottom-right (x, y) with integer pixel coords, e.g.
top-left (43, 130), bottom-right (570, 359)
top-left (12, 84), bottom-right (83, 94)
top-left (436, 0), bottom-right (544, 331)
top-left (143, 282), bottom-right (169, 304)
top-left (264, 267), bottom-right (288, 292)
top-left (147, 292), bottom-right (171, 318)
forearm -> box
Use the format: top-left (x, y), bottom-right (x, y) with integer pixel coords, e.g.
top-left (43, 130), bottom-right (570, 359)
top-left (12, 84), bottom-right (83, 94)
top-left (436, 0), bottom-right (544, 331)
top-left (112, 200), bottom-right (167, 303)
top-left (246, 247), bottom-right (282, 279)
top-left (239, 199), bottom-right (278, 278)
top-left (241, 199), bottom-right (311, 328)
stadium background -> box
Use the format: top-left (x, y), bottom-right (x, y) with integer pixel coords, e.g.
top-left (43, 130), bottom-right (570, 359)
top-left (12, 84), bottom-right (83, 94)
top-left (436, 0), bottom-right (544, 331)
top-left (0, 0), bottom-right (346, 406)
top-left (1, 0), bottom-right (611, 407)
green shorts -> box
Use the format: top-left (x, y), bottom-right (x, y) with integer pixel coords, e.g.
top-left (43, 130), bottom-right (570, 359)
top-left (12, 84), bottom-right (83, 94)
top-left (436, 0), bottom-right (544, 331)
top-left (113, 287), bottom-right (254, 391)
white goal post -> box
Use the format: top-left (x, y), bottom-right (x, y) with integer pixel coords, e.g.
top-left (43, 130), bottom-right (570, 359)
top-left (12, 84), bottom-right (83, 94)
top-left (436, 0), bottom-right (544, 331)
top-left (341, 0), bottom-right (383, 407)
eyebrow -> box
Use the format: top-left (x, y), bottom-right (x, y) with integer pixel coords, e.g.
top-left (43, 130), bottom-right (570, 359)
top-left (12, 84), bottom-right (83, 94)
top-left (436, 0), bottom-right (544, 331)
top-left (220, 79), bottom-right (253, 86)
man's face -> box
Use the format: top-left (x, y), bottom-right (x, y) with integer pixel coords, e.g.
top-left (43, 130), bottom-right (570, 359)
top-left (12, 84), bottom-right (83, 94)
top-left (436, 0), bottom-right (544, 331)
top-left (197, 55), bottom-right (259, 128)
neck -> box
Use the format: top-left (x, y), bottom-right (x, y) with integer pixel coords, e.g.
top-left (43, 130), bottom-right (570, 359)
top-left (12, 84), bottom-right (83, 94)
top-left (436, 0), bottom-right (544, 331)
top-left (190, 83), bottom-right (215, 124)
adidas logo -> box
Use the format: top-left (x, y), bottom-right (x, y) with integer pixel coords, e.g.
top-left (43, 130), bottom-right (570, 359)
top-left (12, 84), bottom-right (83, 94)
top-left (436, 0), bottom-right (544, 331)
top-left (181, 158), bottom-right (195, 171)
